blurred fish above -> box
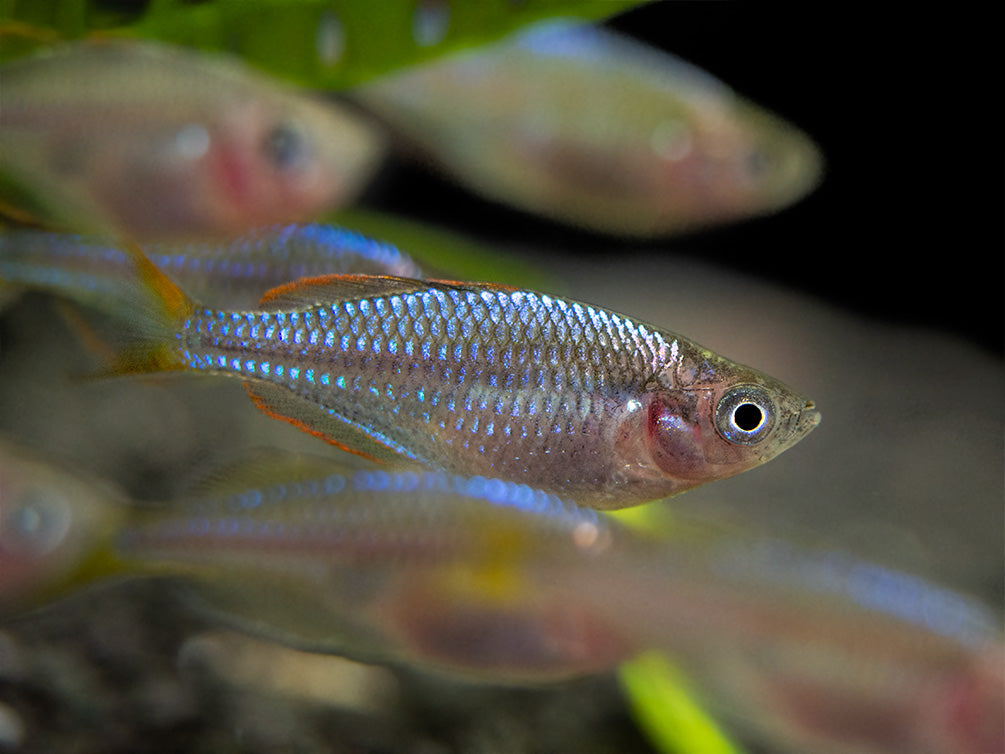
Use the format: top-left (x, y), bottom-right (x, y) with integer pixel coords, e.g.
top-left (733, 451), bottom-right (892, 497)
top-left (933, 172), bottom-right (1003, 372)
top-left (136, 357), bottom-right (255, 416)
top-left (0, 39), bottom-right (386, 241)
top-left (0, 235), bottom-right (820, 509)
top-left (351, 20), bottom-right (823, 237)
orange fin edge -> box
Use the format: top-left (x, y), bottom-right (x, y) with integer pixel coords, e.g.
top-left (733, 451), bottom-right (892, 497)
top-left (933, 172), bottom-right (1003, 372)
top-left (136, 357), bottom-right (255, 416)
top-left (257, 274), bottom-right (520, 309)
top-left (242, 382), bottom-right (386, 464)
top-left (121, 240), bottom-right (194, 324)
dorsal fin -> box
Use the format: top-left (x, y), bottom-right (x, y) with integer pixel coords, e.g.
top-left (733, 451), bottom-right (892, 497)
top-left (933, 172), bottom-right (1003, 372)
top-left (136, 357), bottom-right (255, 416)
top-left (257, 274), bottom-right (520, 309)
top-left (258, 273), bottom-right (440, 309)
top-left (425, 278), bottom-right (519, 293)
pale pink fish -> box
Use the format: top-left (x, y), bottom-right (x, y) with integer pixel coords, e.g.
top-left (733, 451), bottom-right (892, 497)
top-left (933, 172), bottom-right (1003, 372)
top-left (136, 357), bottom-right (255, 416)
top-left (352, 21), bottom-right (822, 237)
top-left (0, 39), bottom-right (385, 241)
top-left (635, 537), bottom-right (1005, 754)
top-left (0, 439), bottom-right (125, 610)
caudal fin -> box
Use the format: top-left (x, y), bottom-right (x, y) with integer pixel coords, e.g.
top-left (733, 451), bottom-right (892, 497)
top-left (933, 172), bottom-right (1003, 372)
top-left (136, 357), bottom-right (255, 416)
top-left (0, 230), bottom-right (195, 374)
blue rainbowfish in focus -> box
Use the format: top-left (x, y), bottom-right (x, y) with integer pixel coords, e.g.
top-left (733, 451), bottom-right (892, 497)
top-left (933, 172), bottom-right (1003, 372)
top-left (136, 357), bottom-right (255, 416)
top-left (0, 39), bottom-right (385, 240)
top-left (0, 224), bottom-right (423, 310)
top-left (1, 441), bottom-right (1000, 754)
top-left (351, 20), bottom-right (822, 237)
top-left (0, 236), bottom-right (819, 509)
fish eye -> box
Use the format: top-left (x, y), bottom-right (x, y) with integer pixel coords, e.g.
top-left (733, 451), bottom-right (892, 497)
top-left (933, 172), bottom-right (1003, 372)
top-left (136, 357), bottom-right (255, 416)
top-left (715, 385), bottom-right (776, 445)
top-left (745, 146), bottom-right (774, 180)
top-left (262, 121), bottom-right (311, 172)
top-left (1, 488), bottom-right (71, 556)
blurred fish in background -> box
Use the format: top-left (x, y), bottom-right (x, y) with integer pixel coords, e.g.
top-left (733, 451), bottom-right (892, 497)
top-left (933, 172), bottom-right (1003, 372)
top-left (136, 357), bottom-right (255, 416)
top-left (1, 440), bottom-right (1000, 753)
top-left (352, 20), bottom-right (823, 237)
top-left (0, 39), bottom-right (386, 241)
top-left (0, 224), bottom-right (424, 311)
top-left (0, 438), bottom-right (127, 612)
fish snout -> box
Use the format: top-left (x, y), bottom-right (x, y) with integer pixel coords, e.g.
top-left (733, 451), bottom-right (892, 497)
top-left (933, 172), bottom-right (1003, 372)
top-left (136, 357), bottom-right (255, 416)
top-left (797, 400), bottom-right (822, 434)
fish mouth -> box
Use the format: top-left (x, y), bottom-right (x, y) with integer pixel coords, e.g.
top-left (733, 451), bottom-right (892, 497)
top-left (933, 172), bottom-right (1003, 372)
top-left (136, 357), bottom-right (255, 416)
top-left (796, 400), bottom-right (822, 434)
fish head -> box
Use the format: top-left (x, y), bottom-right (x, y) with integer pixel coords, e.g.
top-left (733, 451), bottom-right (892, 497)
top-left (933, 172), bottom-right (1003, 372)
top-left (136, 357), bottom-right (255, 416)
top-left (200, 95), bottom-right (385, 236)
top-left (651, 98), bottom-right (823, 231)
top-left (257, 94), bottom-right (385, 211)
top-left (725, 103), bottom-right (824, 217)
top-left (611, 346), bottom-right (819, 505)
top-left (0, 442), bottom-right (122, 609)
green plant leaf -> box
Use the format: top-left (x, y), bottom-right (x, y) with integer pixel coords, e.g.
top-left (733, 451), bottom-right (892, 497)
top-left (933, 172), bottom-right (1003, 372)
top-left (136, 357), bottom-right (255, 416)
top-left (1, 0), bottom-right (648, 86)
top-left (619, 652), bottom-right (746, 754)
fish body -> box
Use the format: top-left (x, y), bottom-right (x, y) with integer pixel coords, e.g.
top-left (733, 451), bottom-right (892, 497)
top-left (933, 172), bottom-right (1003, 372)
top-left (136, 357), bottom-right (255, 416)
top-left (0, 40), bottom-right (385, 240)
top-left (0, 224), bottom-right (424, 310)
top-left (179, 277), bottom-right (819, 509)
top-left (120, 460), bottom-right (636, 682)
top-left (352, 21), bottom-right (822, 236)
top-left (644, 538), bottom-right (1005, 754)
top-left (0, 239), bottom-right (819, 508)
top-left (0, 442), bottom-right (638, 680)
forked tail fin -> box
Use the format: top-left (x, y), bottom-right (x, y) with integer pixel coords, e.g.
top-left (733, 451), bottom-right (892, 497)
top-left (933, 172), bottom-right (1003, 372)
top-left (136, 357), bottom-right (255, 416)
top-left (0, 230), bottom-right (196, 374)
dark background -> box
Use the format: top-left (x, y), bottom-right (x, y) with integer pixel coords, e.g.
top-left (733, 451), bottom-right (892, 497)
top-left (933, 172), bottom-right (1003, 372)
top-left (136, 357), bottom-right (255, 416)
top-left (370, 2), bottom-right (1002, 355)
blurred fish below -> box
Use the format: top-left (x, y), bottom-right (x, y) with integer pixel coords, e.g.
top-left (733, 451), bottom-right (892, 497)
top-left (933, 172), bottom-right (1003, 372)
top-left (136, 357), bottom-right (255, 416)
top-left (0, 439), bottom-right (1000, 753)
top-left (0, 233), bottom-right (820, 509)
top-left (0, 449), bottom-right (640, 682)
top-left (0, 439), bottom-right (127, 612)
top-left (351, 20), bottom-right (822, 238)
top-left (0, 39), bottom-right (386, 241)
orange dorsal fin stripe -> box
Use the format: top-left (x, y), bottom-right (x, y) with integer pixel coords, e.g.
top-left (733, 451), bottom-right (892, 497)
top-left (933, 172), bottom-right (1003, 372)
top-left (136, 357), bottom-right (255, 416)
top-left (258, 274), bottom-right (521, 310)
top-left (425, 278), bottom-right (519, 293)
top-left (259, 273), bottom-right (432, 308)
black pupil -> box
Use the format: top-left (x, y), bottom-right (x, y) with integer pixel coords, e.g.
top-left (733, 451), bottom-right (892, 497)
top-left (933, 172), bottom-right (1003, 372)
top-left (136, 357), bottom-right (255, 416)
top-left (733, 403), bottom-right (763, 432)
top-left (264, 124), bottom-right (303, 170)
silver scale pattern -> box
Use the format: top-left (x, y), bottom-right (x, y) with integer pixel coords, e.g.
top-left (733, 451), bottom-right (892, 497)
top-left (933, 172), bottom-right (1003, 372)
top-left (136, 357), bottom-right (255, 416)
top-left (178, 285), bottom-right (673, 485)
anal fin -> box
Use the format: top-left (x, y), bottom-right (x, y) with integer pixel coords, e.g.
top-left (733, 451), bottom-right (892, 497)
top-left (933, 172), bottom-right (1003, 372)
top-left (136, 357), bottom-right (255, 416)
top-left (242, 381), bottom-right (431, 469)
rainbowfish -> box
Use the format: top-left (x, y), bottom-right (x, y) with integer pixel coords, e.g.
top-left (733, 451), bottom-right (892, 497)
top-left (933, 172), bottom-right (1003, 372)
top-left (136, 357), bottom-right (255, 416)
top-left (0, 237), bottom-right (819, 509)
top-left (0, 439), bottom-right (127, 611)
top-left (1, 442), bottom-right (1000, 754)
top-left (0, 39), bottom-right (385, 240)
top-left (645, 538), bottom-right (1005, 754)
top-left (0, 224), bottom-right (423, 310)
top-left (351, 20), bottom-right (822, 237)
